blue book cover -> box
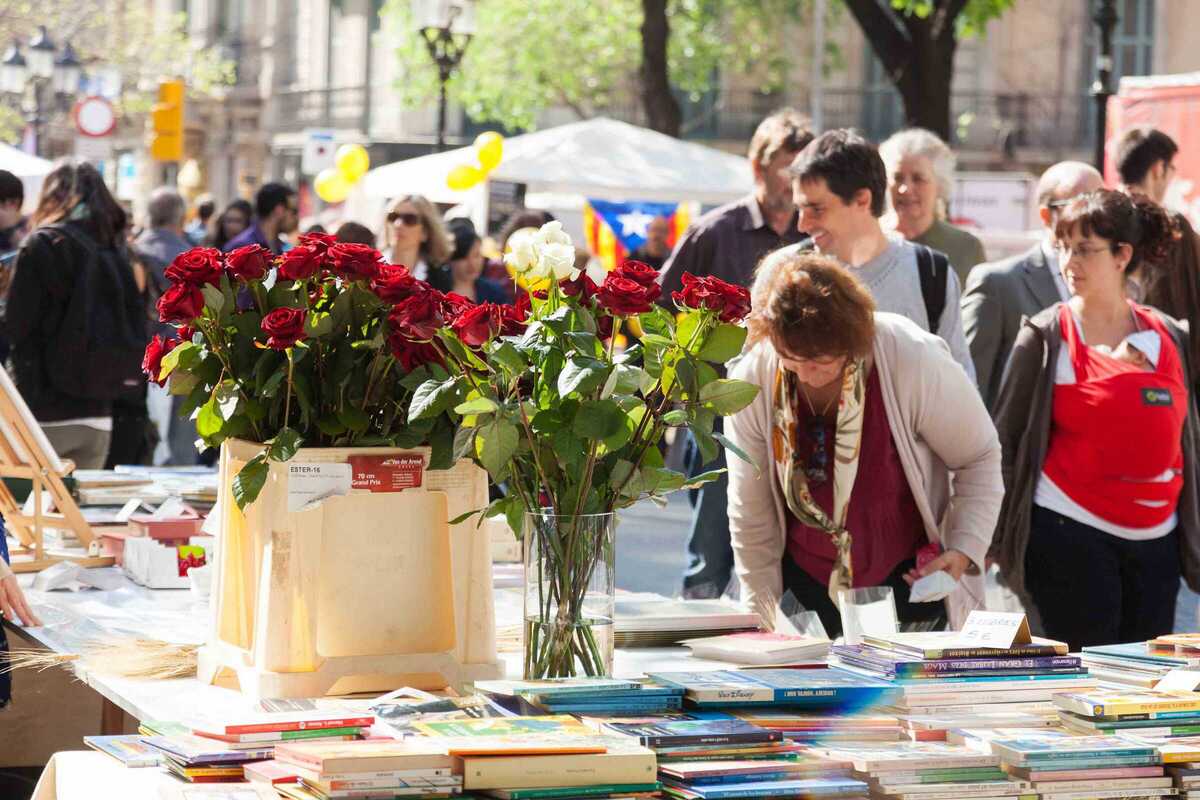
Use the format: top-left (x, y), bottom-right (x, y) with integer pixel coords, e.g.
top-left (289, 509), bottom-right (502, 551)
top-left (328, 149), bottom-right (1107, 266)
top-left (666, 777), bottom-right (867, 799)
top-left (832, 645), bottom-right (1082, 674)
top-left (533, 685), bottom-right (684, 703)
top-left (540, 699), bottom-right (684, 713)
top-left (645, 668), bottom-right (900, 709)
top-left (990, 733), bottom-right (1158, 764)
top-left (1083, 642), bottom-right (1194, 667)
top-left (603, 718), bottom-right (781, 747)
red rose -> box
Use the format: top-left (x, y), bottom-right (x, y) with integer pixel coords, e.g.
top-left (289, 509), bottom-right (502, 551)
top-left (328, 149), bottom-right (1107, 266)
top-left (225, 244), bottom-right (272, 282)
top-left (440, 291), bottom-right (473, 320)
top-left (278, 244), bottom-right (324, 281)
top-left (157, 282), bottom-right (205, 323)
top-left (388, 333), bottom-right (445, 371)
top-left (370, 264), bottom-right (420, 302)
top-left (597, 273), bottom-right (657, 316)
top-left (560, 273), bottom-right (599, 302)
top-left (671, 273), bottom-right (752, 323)
top-left (614, 259), bottom-right (659, 289)
top-left (142, 335), bottom-right (179, 386)
top-left (389, 290), bottom-right (445, 341)
top-left (500, 298), bottom-right (529, 336)
top-left (164, 247), bottom-right (223, 287)
top-left (177, 324), bottom-right (196, 342)
top-left (261, 307), bottom-right (308, 350)
top-left (329, 243), bottom-right (382, 281)
top-left (299, 231), bottom-right (338, 253)
top-left (452, 303), bottom-right (504, 348)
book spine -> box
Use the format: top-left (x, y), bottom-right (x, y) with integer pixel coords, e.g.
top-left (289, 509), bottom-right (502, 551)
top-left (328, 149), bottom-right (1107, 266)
top-left (897, 656), bottom-right (1082, 674)
top-left (1005, 748), bottom-right (1157, 764)
top-left (198, 725), bottom-right (364, 743)
top-left (321, 775), bottom-right (462, 791)
top-left (688, 687), bottom-right (776, 703)
top-left (224, 716), bottom-right (375, 735)
top-left (923, 646), bottom-right (1063, 659)
top-left (460, 752), bottom-right (657, 791)
top-left (294, 768), bottom-right (453, 783)
top-left (639, 733), bottom-right (780, 748)
top-left (502, 783), bottom-right (661, 800)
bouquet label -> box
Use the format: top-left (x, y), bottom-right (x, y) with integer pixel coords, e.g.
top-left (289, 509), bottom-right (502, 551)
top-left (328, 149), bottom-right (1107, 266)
top-left (349, 454), bottom-right (425, 492)
top-left (286, 462), bottom-right (353, 512)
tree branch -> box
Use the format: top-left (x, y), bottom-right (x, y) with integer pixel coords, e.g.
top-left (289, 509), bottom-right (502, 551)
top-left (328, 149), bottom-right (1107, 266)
top-left (841, 0), bottom-right (911, 76)
top-left (933, 0), bottom-right (973, 42)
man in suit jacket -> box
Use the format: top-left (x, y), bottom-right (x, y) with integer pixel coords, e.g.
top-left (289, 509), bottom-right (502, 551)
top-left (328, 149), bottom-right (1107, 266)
top-left (962, 161), bottom-right (1104, 412)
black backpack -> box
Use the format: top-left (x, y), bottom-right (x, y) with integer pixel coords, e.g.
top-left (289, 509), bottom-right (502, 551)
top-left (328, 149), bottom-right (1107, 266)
top-left (41, 223), bottom-right (148, 401)
top-left (796, 239), bottom-right (949, 330)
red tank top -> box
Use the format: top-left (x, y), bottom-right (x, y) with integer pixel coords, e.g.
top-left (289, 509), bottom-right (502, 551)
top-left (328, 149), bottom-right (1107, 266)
top-left (1041, 303), bottom-right (1187, 529)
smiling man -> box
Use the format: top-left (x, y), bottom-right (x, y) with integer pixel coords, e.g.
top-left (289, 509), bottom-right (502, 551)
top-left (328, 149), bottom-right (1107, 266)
top-left (780, 129), bottom-right (975, 382)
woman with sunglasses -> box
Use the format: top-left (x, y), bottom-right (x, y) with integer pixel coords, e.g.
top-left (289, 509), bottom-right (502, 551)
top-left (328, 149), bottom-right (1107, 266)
top-left (992, 189), bottom-right (1200, 650)
top-left (726, 250), bottom-right (1001, 637)
top-left (382, 194), bottom-right (452, 281)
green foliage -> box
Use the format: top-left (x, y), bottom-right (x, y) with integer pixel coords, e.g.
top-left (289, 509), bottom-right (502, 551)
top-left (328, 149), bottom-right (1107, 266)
top-left (379, 0), bottom-right (800, 132)
top-left (886, 0), bottom-right (1016, 38)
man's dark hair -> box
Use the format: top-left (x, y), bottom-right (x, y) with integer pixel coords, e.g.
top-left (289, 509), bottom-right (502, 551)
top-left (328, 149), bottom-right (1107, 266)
top-left (255, 181), bottom-right (296, 220)
top-left (790, 129), bottom-right (888, 217)
top-left (195, 194), bottom-right (216, 221)
top-left (1116, 126), bottom-right (1178, 186)
top-left (0, 170), bottom-right (23, 207)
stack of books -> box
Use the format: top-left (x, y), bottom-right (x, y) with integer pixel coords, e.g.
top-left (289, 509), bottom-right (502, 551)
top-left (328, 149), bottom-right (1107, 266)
top-left (1079, 642), bottom-right (1199, 689)
top-left (726, 710), bottom-right (904, 745)
top-left (829, 632), bottom-right (1094, 730)
top-left (614, 595), bottom-right (762, 647)
top-left (1056, 688), bottom-right (1200, 739)
top-left (984, 730), bottom-right (1172, 798)
top-left (645, 669), bottom-right (901, 712)
top-left (680, 632), bottom-right (831, 666)
top-left (897, 707), bottom-right (1060, 743)
top-left (475, 678), bottom-right (684, 715)
top-left (1167, 762), bottom-right (1200, 798)
top-left (409, 715), bottom-right (659, 799)
top-left (140, 732), bottom-right (274, 783)
top-left (269, 740), bottom-right (462, 799)
top-left (809, 741), bottom-right (1024, 800)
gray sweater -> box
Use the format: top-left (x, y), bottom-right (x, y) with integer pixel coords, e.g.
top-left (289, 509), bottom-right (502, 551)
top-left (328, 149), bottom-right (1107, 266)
top-left (778, 236), bottom-right (976, 383)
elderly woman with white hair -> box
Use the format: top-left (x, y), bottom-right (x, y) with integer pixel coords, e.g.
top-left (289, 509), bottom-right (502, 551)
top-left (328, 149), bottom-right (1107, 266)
top-left (880, 128), bottom-right (986, 286)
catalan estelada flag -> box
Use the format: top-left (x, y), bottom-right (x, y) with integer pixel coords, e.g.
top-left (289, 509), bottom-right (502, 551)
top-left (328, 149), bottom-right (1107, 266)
top-left (583, 199), bottom-right (693, 272)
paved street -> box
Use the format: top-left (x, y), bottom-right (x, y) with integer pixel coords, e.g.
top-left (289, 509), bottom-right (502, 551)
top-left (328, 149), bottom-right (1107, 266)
top-left (614, 493), bottom-right (693, 596)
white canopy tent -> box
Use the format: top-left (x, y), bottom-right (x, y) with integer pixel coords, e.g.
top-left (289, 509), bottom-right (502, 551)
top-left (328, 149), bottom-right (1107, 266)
top-left (0, 143), bottom-right (52, 210)
top-left (350, 118), bottom-right (753, 238)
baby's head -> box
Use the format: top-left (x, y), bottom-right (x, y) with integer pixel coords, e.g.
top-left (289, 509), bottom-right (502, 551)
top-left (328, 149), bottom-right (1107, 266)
top-left (1113, 340), bottom-right (1152, 370)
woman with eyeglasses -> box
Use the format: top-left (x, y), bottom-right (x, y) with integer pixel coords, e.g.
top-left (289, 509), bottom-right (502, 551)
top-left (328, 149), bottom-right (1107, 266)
top-left (382, 194), bottom-right (452, 281)
top-left (991, 189), bottom-right (1200, 650)
top-left (726, 250), bottom-right (1001, 638)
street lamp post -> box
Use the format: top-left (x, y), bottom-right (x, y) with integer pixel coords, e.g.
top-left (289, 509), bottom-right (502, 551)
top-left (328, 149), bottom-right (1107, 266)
top-left (413, 0), bottom-right (476, 152)
top-left (0, 26), bottom-right (83, 157)
top-left (1091, 0), bottom-right (1119, 172)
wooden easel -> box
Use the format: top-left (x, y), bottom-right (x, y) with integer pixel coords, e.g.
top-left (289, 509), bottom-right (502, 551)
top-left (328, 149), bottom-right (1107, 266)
top-left (0, 368), bottom-right (112, 573)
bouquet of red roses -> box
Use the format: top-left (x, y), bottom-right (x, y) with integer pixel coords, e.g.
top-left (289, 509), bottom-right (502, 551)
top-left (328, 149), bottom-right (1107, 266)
top-left (146, 233), bottom-right (460, 508)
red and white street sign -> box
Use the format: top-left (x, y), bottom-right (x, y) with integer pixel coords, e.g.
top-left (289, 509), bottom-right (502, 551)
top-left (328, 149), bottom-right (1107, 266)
top-left (73, 96), bottom-right (117, 138)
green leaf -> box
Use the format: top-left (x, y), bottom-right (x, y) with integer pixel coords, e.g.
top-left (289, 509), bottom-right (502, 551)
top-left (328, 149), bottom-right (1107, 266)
top-left (195, 396), bottom-right (223, 439)
top-left (689, 423), bottom-right (719, 464)
top-left (267, 427), bottom-right (303, 462)
top-left (697, 323), bottom-right (747, 363)
top-left (409, 377), bottom-right (458, 422)
top-left (261, 366), bottom-right (287, 398)
top-left (675, 309), bottom-right (705, 350)
top-left (427, 422), bottom-right (454, 470)
top-left (337, 405), bottom-right (371, 433)
top-left (316, 416), bottom-right (348, 436)
top-left (452, 425), bottom-right (476, 461)
top-left (232, 455), bottom-right (269, 511)
top-left (201, 284), bottom-right (225, 315)
top-left (682, 467), bottom-right (727, 490)
top-left (488, 340), bottom-right (526, 375)
top-left (638, 306), bottom-right (675, 338)
top-left (475, 417), bottom-right (519, 477)
top-left (454, 396), bottom-right (499, 415)
top-left (662, 409), bottom-right (689, 426)
top-left (611, 363), bottom-right (643, 395)
top-left (305, 310), bottom-right (334, 337)
top-left (699, 379), bottom-right (760, 415)
top-left (562, 330), bottom-right (602, 357)
top-left (214, 380), bottom-right (240, 421)
top-left (573, 398), bottom-right (625, 441)
top-left (714, 432), bottom-right (758, 473)
top-left (557, 356), bottom-right (608, 397)
top-left (158, 341), bottom-right (197, 380)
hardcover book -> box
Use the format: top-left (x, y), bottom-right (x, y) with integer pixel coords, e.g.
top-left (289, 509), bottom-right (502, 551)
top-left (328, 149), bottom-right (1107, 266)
top-left (862, 631), bottom-right (1068, 660)
top-left (645, 668), bottom-right (899, 708)
top-left (603, 718), bottom-right (782, 748)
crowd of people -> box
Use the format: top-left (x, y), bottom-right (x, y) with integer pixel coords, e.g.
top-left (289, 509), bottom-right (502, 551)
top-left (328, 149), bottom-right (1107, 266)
top-left (0, 110), bottom-right (1197, 656)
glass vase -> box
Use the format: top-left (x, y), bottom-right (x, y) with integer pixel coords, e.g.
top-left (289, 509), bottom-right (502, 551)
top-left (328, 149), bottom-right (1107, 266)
top-left (522, 510), bottom-right (615, 679)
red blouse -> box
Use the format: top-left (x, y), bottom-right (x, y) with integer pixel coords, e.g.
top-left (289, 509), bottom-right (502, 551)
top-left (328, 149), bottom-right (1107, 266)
top-left (786, 368), bottom-right (926, 587)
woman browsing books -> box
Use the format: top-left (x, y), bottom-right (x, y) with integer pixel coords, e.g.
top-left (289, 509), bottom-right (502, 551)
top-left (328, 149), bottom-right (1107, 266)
top-left (725, 250), bottom-right (1003, 637)
top-left (991, 189), bottom-right (1200, 650)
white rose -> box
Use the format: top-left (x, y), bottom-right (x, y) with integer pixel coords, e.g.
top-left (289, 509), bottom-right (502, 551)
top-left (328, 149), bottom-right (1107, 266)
top-left (585, 260), bottom-right (608, 286)
top-left (534, 220), bottom-right (572, 248)
top-left (539, 242), bottom-right (579, 281)
top-left (504, 228), bottom-right (537, 273)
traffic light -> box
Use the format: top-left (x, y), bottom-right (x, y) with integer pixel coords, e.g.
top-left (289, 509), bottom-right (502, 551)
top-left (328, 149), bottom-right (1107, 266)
top-left (149, 79), bottom-right (185, 162)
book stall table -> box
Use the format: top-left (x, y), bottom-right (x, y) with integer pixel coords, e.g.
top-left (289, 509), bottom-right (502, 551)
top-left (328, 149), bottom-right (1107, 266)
top-left (7, 570), bottom-right (735, 799)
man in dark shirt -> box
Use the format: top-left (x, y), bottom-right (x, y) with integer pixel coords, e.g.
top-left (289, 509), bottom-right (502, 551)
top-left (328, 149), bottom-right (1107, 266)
top-left (0, 170), bottom-right (27, 254)
top-left (659, 108), bottom-right (813, 600)
top-left (630, 215), bottom-right (672, 270)
top-left (223, 182), bottom-right (298, 254)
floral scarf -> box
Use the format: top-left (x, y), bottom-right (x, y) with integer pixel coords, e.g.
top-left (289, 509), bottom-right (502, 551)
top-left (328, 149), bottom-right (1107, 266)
top-left (772, 359), bottom-right (868, 601)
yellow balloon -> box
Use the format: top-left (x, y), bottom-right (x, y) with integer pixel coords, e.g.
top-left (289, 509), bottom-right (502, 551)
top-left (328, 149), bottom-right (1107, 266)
top-left (475, 131), bottom-right (504, 172)
top-left (335, 143), bottom-right (370, 183)
top-left (447, 164), bottom-right (485, 191)
top-left (314, 168), bottom-right (350, 204)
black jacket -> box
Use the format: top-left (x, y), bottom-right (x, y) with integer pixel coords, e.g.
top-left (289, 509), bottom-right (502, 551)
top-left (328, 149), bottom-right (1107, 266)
top-left (4, 222), bottom-right (134, 421)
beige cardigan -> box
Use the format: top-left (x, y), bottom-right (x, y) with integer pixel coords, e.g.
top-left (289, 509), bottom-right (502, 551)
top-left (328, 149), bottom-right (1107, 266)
top-left (727, 312), bottom-right (1003, 630)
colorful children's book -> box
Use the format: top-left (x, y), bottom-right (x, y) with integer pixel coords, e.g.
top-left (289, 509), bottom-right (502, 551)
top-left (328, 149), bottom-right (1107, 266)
top-left (1054, 691), bottom-right (1200, 718)
top-left (410, 715), bottom-right (596, 738)
top-left (660, 776), bottom-right (868, 799)
top-left (141, 734), bottom-right (274, 765)
top-left (83, 735), bottom-right (161, 768)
